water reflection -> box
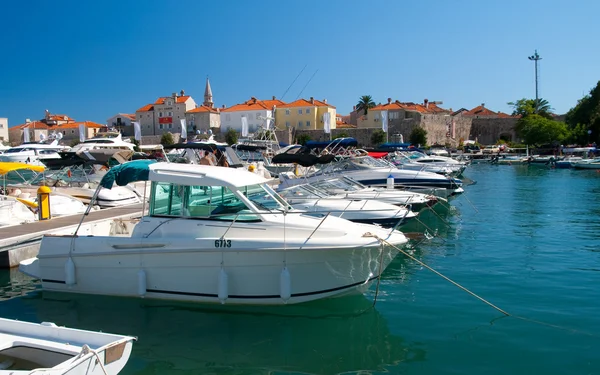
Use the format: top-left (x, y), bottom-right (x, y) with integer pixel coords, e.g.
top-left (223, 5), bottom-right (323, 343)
top-left (0, 270), bottom-right (425, 375)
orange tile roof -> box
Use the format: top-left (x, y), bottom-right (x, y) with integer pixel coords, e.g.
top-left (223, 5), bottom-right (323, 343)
top-left (136, 104), bottom-right (154, 112)
top-left (154, 96), bottom-right (191, 105)
top-left (57, 121), bottom-right (106, 129)
top-left (188, 105), bottom-right (219, 113)
top-left (370, 100), bottom-right (448, 114)
top-left (121, 114), bottom-right (136, 120)
top-left (13, 121), bottom-right (50, 130)
top-left (279, 98), bottom-right (335, 109)
top-left (462, 105), bottom-right (497, 116)
top-left (47, 114), bottom-right (74, 121)
top-left (336, 121), bottom-right (356, 128)
top-left (221, 97), bottom-right (282, 112)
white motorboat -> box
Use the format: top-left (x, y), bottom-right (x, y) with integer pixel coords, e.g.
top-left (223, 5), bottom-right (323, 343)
top-left (20, 161), bottom-right (408, 305)
top-left (570, 157), bottom-right (600, 169)
top-left (276, 150), bottom-right (463, 196)
top-left (0, 195), bottom-right (37, 227)
top-left (69, 132), bottom-right (135, 152)
top-left (277, 184), bottom-right (416, 227)
top-left (306, 176), bottom-right (440, 211)
top-left (0, 317), bottom-right (134, 375)
top-left (0, 140), bottom-right (64, 166)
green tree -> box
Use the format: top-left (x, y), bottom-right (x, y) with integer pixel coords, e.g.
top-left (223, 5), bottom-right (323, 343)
top-left (508, 98), bottom-right (553, 119)
top-left (356, 95), bottom-right (376, 115)
top-left (69, 139), bottom-right (81, 148)
top-left (160, 132), bottom-right (175, 146)
top-left (409, 127), bottom-right (427, 146)
top-left (295, 133), bottom-right (311, 145)
top-left (370, 129), bottom-right (386, 147)
top-left (130, 137), bottom-right (140, 152)
top-left (565, 80), bottom-right (600, 145)
top-left (515, 114), bottom-right (570, 146)
top-left (334, 131), bottom-right (349, 139)
top-left (224, 129), bottom-right (238, 145)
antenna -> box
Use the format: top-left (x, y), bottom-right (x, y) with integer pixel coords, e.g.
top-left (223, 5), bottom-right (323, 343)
top-left (280, 64), bottom-right (307, 101)
top-left (296, 69), bottom-right (319, 100)
top-left (528, 50), bottom-right (542, 106)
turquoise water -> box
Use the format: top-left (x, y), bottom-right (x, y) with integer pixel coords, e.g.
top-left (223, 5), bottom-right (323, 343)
top-left (1, 164), bottom-right (600, 374)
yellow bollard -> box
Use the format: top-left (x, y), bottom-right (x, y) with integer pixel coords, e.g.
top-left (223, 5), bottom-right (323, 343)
top-left (37, 186), bottom-right (52, 221)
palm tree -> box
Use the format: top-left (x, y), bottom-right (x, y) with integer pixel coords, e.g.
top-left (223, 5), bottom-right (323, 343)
top-left (356, 95), bottom-right (376, 115)
top-left (508, 98), bottom-right (553, 119)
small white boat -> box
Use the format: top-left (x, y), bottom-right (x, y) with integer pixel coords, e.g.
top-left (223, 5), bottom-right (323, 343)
top-left (20, 161), bottom-right (408, 305)
top-left (0, 317), bottom-right (135, 375)
top-left (0, 140), bottom-right (65, 166)
top-left (570, 158), bottom-right (600, 169)
top-left (69, 132), bottom-right (135, 152)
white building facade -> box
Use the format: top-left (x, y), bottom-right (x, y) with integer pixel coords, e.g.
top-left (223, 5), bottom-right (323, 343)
top-left (0, 118), bottom-right (8, 142)
top-left (136, 90), bottom-right (197, 136)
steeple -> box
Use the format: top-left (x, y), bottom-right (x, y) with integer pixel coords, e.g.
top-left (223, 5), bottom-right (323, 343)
top-left (203, 77), bottom-right (213, 108)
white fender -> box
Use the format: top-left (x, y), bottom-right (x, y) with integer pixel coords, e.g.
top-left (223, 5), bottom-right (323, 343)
top-left (137, 269), bottom-right (147, 297)
top-left (64, 257), bottom-right (76, 286)
top-left (218, 268), bottom-right (228, 304)
top-left (386, 174), bottom-right (394, 189)
top-left (280, 267), bottom-right (291, 302)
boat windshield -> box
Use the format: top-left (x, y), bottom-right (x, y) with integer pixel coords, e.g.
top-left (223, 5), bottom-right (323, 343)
top-left (150, 182), bottom-right (289, 221)
top-left (278, 185), bottom-right (328, 200)
top-left (312, 178), bottom-right (361, 192)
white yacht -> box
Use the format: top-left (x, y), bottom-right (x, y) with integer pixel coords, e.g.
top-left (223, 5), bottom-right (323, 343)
top-left (0, 317), bottom-right (134, 374)
top-left (0, 140), bottom-right (64, 166)
top-left (69, 132), bottom-right (135, 152)
top-left (20, 161), bottom-right (408, 305)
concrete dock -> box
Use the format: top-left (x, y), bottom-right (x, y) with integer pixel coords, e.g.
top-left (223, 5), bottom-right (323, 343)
top-left (0, 203), bottom-right (144, 268)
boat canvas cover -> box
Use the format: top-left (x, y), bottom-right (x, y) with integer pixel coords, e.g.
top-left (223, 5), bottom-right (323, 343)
top-left (0, 162), bottom-right (45, 175)
top-left (100, 160), bottom-right (157, 189)
top-left (271, 147), bottom-right (336, 167)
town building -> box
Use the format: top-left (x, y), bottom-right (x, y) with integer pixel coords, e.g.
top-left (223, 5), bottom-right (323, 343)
top-left (185, 78), bottom-right (220, 134)
top-left (106, 113), bottom-right (136, 136)
top-left (135, 90), bottom-right (196, 136)
top-left (275, 97), bottom-right (336, 131)
top-left (357, 98), bottom-right (451, 128)
top-left (8, 111), bottom-right (105, 145)
top-left (220, 97), bottom-right (285, 133)
top-left (0, 118), bottom-right (8, 142)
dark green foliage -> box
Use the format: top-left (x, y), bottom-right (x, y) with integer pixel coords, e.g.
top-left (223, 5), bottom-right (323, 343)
top-left (295, 133), bottom-right (311, 146)
top-left (409, 127), bottom-right (427, 146)
top-left (224, 129), bottom-right (238, 145)
top-left (370, 129), bottom-right (386, 146)
top-left (508, 98), bottom-right (553, 119)
top-left (515, 114), bottom-right (570, 146)
top-left (356, 95), bottom-right (376, 115)
top-left (565, 81), bottom-right (600, 144)
top-left (160, 132), bottom-right (175, 146)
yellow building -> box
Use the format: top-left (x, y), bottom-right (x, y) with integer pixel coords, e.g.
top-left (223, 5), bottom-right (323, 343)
top-left (275, 97), bottom-right (336, 131)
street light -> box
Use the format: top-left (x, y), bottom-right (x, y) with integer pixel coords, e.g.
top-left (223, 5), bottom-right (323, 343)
top-left (528, 50), bottom-right (542, 109)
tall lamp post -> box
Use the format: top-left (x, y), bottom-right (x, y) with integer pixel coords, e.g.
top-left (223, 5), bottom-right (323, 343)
top-left (528, 50), bottom-right (542, 110)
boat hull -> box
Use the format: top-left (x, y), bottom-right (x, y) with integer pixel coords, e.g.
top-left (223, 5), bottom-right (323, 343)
top-left (23, 236), bottom-right (399, 305)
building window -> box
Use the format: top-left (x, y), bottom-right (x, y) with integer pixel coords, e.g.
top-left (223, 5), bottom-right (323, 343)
top-left (298, 109), bottom-right (302, 115)
top-left (285, 121), bottom-right (290, 128)
top-left (159, 112), bottom-right (163, 117)
top-left (159, 124), bottom-right (164, 129)
top-left (71, 130), bottom-right (75, 134)
top-left (298, 121), bottom-right (302, 127)
top-left (285, 109), bottom-right (290, 115)
top-left (306, 109), bottom-right (310, 114)
top-left (256, 113), bottom-right (260, 120)
top-left (167, 101), bottom-right (172, 106)
top-left (225, 114), bottom-right (231, 121)
top-left (169, 112), bottom-right (173, 116)
top-left (0, 124), bottom-right (3, 128)
top-left (306, 121), bottom-right (310, 127)
top-left (168, 124), bottom-right (173, 129)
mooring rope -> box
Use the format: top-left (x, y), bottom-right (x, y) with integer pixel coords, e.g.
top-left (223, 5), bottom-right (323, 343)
top-left (367, 233), bottom-right (599, 337)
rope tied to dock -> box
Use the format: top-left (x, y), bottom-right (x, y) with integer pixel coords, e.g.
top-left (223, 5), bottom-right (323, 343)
top-left (365, 232), bottom-right (600, 337)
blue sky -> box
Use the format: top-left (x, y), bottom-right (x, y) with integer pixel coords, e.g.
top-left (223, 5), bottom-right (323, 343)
top-left (1, 0), bottom-right (598, 126)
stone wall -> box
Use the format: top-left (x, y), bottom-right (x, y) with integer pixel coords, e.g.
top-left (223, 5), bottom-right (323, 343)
top-left (227, 116), bottom-right (518, 148)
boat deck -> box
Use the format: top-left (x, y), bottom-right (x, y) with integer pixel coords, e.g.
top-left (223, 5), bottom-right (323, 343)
top-left (0, 203), bottom-right (144, 240)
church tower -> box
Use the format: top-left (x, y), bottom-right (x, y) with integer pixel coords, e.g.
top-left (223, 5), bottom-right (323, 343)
top-left (203, 77), bottom-right (213, 108)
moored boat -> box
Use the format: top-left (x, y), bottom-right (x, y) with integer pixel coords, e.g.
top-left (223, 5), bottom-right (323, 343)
top-left (0, 317), bottom-right (135, 374)
top-left (20, 161), bottom-right (408, 305)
